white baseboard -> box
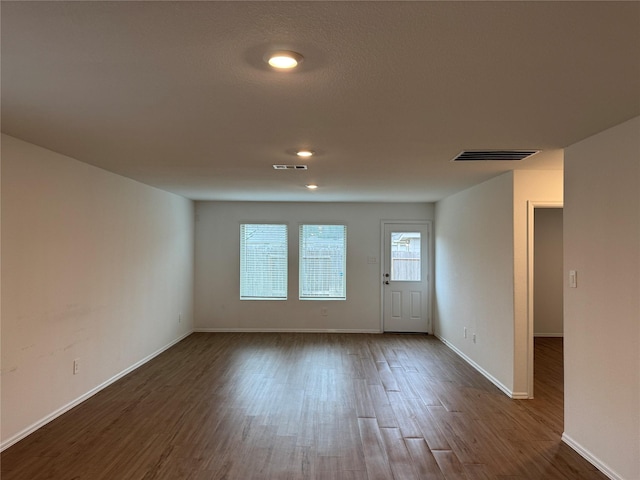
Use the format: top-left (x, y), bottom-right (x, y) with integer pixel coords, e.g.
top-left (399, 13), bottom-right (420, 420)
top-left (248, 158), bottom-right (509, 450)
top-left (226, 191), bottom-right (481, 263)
top-left (561, 433), bottom-right (623, 480)
top-left (194, 327), bottom-right (381, 334)
top-left (1, 330), bottom-right (193, 452)
top-left (534, 333), bottom-right (564, 338)
top-left (435, 334), bottom-right (527, 399)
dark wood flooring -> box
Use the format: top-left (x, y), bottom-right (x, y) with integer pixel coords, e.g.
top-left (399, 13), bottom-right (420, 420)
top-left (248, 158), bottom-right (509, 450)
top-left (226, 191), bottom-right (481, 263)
top-left (1, 334), bottom-right (605, 479)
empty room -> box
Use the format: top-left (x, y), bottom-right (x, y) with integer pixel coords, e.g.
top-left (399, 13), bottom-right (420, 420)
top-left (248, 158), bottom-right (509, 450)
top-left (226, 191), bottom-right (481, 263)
top-left (1, 2), bottom-right (638, 479)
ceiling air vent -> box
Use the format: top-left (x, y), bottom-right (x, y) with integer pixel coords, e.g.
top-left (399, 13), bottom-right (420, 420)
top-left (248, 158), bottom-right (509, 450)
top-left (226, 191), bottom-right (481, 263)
top-left (273, 164), bottom-right (308, 170)
top-left (451, 150), bottom-right (539, 162)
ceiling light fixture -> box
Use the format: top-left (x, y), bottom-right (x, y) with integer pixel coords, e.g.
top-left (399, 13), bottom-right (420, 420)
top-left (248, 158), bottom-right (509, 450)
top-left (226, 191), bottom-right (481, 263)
top-left (305, 184), bottom-right (319, 190)
top-left (296, 149), bottom-right (314, 157)
top-left (267, 51), bottom-right (303, 70)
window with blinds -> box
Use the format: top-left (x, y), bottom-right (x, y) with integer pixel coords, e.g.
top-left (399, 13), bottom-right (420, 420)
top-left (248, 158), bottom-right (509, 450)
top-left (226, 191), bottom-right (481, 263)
top-left (240, 224), bottom-right (287, 300)
top-left (299, 224), bottom-right (346, 300)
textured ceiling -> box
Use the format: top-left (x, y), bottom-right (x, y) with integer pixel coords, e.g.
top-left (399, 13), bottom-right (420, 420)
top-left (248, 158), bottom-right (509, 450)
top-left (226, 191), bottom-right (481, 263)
top-left (2, 1), bottom-right (639, 202)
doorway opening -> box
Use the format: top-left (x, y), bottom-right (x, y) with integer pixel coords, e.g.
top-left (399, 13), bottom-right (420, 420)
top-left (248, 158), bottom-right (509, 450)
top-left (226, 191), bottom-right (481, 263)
top-left (527, 202), bottom-right (563, 402)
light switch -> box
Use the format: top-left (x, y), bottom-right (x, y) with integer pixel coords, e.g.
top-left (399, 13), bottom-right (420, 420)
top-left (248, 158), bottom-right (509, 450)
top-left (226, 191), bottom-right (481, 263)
top-left (569, 270), bottom-right (577, 288)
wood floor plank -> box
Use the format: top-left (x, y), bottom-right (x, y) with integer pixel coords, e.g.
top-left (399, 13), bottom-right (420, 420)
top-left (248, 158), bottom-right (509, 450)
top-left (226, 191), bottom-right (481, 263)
top-left (386, 390), bottom-right (424, 439)
top-left (353, 378), bottom-right (376, 418)
top-left (357, 417), bottom-right (394, 480)
top-left (462, 463), bottom-right (493, 480)
top-left (404, 397), bottom-right (451, 451)
top-left (404, 437), bottom-right (446, 479)
top-left (405, 370), bottom-right (442, 406)
top-left (379, 427), bottom-right (420, 479)
top-left (1, 333), bottom-right (607, 480)
top-left (375, 359), bottom-right (400, 392)
top-left (431, 450), bottom-right (470, 480)
top-left (360, 354), bottom-right (383, 386)
top-left (427, 407), bottom-right (486, 465)
top-left (367, 383), bottom-right (399, 429)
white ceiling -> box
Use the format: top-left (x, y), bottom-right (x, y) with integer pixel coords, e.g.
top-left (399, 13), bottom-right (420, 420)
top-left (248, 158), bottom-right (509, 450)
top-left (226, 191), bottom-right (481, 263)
top-left (2, 1), bottom-right (639, 202)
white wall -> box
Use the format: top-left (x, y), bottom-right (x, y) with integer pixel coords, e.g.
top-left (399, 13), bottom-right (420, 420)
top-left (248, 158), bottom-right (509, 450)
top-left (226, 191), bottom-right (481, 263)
top-left (534, 208), bottom-right (563, 336)
top-left (1, 135), bottom-right (195, 449)
top-left (434, 172), bottom-right (516, 393)
top-left (435, 169), bottom-right (563, 397)
top-left (563, 116), bottom-right (639, 480)
top-left (194, 201), bottom-right (433, 332)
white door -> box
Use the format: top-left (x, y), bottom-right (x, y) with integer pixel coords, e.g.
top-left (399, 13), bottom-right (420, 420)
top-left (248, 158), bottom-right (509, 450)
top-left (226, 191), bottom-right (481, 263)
top-left (382, 223), bottom-right (430, 333)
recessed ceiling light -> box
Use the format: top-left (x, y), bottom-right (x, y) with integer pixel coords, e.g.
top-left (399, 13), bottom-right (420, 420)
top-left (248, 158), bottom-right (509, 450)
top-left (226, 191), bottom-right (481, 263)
top-left (305, 184), bottom-right (319, 190)
top-left (267, 51), bottom-right (303, 70)
top-left (296, 150), bottom-right (314, 157)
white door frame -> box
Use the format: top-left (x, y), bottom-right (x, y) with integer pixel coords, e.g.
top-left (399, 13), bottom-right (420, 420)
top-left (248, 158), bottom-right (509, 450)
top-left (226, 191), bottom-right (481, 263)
top-left (526, 201), bottom-right (563, 398)
top-left (380, 220), bottom-right (433, 333)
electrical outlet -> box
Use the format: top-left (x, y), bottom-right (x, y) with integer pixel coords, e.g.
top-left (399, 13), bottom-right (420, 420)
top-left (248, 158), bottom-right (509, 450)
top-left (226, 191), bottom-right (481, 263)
top-left (472, 334), bottom-right (476, 344)
top-left (464, 327), bottom-right (467, 338)
top-left (73, 359), bottom-right (80, 375)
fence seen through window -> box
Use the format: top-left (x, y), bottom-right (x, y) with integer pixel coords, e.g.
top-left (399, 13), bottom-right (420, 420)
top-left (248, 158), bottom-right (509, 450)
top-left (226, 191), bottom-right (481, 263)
top-left (391, 232), bottom-right (421, 281)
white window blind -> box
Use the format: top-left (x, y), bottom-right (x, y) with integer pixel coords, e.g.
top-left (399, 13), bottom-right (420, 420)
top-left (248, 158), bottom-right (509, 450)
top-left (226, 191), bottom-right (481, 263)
top-left (240, 224), bottom-right (287, 300)
top-left (299, 224), bottom-right (346, 300)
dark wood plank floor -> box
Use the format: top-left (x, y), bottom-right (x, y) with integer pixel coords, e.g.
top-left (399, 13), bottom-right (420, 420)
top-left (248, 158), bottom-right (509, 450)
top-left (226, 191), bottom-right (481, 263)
top-left (1, 334), bottom-right (605, 479)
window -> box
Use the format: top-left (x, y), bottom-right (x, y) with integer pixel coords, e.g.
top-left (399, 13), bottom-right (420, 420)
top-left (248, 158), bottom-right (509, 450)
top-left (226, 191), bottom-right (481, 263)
top-left (299, 224), bottom-right (346, 300)
top-left (240, 224), bottom-right (287, 300)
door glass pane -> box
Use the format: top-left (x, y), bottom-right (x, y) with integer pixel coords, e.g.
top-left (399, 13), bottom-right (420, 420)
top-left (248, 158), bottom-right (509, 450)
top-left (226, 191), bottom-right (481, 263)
top-left (391, 232), bottom-right (421, 281)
